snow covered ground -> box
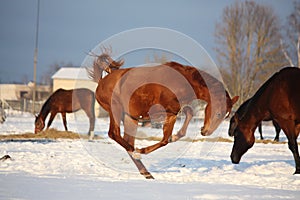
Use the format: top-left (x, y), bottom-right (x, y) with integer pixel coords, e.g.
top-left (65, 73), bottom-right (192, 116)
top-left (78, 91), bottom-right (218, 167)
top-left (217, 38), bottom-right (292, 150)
top-left (0, 110), bottom-right (299, 199)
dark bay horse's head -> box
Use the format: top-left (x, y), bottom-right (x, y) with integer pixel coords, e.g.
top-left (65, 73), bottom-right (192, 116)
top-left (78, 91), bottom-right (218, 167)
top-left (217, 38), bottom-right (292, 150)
top-left (34, 114), bottom-right (45, 134)
top-left (228, 98), bottom-right (252, 137)
top-left (201, 94), bottom-right (239, 136)
top-left (229, 113), bottom-right (255, 164)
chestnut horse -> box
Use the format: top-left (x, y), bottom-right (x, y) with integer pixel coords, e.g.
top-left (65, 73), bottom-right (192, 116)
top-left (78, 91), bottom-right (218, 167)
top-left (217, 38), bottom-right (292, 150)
top-left (230, 67), bottom-right (300, 174)
top-left (229, 98), bottom-right (281, 141)
top-left (89, 53), bottom-right (238, 179)
top-left (35, 88), bottom-right (95, 136)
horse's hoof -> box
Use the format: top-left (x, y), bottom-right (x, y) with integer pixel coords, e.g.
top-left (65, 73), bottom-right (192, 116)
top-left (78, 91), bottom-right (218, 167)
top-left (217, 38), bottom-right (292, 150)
top-left (0, 155), bottom-right (12, 161)
top-left (168, 135), bottom-right (178, 143)
top-left (294, 169), bottom-right (300, 175)
top-left (142, 172), bottom-right (154, 179)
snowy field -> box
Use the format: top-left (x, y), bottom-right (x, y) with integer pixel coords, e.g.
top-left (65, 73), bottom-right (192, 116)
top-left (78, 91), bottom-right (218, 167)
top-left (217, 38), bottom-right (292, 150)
top-left (0, 110), bottom-right (299, 200)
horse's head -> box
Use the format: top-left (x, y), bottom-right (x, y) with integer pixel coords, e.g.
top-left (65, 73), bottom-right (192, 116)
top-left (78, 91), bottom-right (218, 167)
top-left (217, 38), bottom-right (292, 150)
top-left (230, 113), bottom-right (255, 164)
top-left (34, 114), bottom-right (45, 134)
top-left (201, 95), bottom-right (239, 136)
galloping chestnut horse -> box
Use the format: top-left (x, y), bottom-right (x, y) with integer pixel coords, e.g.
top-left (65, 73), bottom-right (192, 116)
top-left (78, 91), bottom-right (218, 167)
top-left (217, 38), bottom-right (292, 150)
top-left (35, 88), bottom-right (95, 136)
top-left (229, 98), bottom-right (281, 141)
top-left (89, 53), bottom-right (238, 178)
top-left (230, 67), bottom-right (300, 174)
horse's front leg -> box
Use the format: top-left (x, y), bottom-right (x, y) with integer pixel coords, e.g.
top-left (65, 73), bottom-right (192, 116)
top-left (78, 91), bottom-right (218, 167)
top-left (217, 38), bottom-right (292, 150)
top-left (280, 119), bottom-right (300, 174)
top-left (136, 114), bottom-right (177, 154)
top-left (169, 106), bottom-right (193, 142)
top-left (61, 112), bottom-right (68, 131)
top-left (47, 112), bottom-right (57, 129)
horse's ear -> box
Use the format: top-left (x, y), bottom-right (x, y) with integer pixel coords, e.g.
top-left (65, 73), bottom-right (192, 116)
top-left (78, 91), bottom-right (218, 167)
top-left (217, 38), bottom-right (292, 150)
top-left (231, 96), bottom-right (239, 105)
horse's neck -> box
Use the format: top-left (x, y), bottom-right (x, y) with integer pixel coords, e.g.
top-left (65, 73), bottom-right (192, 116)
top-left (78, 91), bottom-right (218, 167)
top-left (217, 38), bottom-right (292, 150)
top-left (39, 101), bottom-right (51, 121)
top-left (241, 98), bottom-right (267, 130)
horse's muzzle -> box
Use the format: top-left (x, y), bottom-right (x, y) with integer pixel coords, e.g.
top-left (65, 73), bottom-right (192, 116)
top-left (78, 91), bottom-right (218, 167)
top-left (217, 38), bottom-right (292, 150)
top-left (230, 152), bottom-right (241, 164)
top-left (200, 126), bottom-right (212, 136)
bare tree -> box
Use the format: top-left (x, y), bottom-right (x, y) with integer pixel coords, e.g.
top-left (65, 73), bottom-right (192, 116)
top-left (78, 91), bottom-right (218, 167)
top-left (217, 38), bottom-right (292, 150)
top-left (145, 51), bottom-right (172, 64)
top-left (281, 1), bottom-right (300, 67)
top-left (215, 1), bottom-right (287, 105)
top-left (40, 61), bottom-right (74, 86)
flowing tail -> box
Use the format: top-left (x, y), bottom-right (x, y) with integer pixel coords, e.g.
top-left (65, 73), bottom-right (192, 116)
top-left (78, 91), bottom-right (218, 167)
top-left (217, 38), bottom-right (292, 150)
top-left (86, 50), bottom-right (124, 83)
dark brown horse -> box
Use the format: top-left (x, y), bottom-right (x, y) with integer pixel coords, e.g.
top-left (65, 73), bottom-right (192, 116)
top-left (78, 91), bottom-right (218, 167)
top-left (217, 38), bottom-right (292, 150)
top-left (230, 67), bottom-right (300, 174)
top-left (89, 53), bottom-right (238, 179)
top-left (35, 88), bottom-right (95, 136)
top-left (229, 98), bottom-right (281, 141)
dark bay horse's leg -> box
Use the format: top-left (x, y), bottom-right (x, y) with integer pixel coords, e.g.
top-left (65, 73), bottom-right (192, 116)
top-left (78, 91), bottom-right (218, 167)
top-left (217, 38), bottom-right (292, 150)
top-left (61, 112), bottom-right (68, 131)
top-left (273, 120), bottom-right (281, 142)
top-left (136, 114), bottom-right (177, 154)
top-left (83, 108), bottom-right (95, 138)
top-left (258, 122), bottom-right (264, 140)
top-left (288, 136), bottom-right (300, 174)
top-left (169, 106), bottom-right (193, 142)
top-left (46, 112), bottom-right (57, 129)
top-left (280, 120), bottom-right (300, 174)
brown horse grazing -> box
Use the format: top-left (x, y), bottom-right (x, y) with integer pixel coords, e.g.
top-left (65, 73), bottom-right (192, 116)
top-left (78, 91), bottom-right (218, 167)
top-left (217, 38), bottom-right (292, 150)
top-left (35, 88), bottom-right (95, 136)
top-left (229, 98), bottom-right (281, 141)
top-left (230, 67), bottom-right (300, 174)
top-left (89, 53), bottom-right (238, 179)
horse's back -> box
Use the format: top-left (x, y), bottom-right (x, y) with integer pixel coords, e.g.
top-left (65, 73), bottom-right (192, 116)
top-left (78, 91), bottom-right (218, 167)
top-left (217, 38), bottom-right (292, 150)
top-left (269, 67), bottom-right (300, 120)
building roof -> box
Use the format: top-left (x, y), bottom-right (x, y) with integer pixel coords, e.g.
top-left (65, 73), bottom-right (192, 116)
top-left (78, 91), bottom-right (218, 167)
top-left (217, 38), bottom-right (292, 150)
top-left (51, 67), bottom-right (90, 80)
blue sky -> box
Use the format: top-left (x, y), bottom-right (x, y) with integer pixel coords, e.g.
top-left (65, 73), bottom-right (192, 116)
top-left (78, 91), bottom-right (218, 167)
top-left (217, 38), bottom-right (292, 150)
top-left (0, 0), bottom-right (294, 83)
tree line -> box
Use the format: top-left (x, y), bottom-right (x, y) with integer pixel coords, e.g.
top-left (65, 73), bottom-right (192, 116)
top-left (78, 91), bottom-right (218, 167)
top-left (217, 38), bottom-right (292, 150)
top-left (215, 0), bottom-right (300, 106)
top-left (40, 1), bottom-right (299, 108)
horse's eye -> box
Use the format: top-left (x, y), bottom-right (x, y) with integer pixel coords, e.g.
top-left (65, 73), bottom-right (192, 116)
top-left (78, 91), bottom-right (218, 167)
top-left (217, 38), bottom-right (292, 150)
top-left (216, 113), bottom-right (222, 119)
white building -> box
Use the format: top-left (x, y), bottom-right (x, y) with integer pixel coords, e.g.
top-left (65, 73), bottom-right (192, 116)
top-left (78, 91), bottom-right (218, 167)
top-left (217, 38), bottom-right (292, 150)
top-left (51, 67), bottom-right (104, 117)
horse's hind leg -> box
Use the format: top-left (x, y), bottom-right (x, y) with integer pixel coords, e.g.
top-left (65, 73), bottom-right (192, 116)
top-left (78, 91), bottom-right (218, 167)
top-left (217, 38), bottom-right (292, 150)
top-left (169, 106), bottom-right (193, 142)
top-left (108, 112), bottom-right (134, 152)
top-left (122, 115), bottom-right (154, 179)
top-left (84, 108), bottom-right (95, 139)
top-left (273, 120), bottom-right (281, 142)
top-left (127, 152), bottom-right (154, 179)
top-left (258, 122), bottom-right (264, 140)
top-left (61, 112), bottom-right (68, 131)
top-left (136, 114), bottom-right (177, 154)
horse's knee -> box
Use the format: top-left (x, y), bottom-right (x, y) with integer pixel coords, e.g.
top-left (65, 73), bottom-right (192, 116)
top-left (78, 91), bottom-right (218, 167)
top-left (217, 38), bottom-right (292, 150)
top-left (108, 131), bottom-right (115, 140)
top-left (288, 140), bottom-right (298, 153)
